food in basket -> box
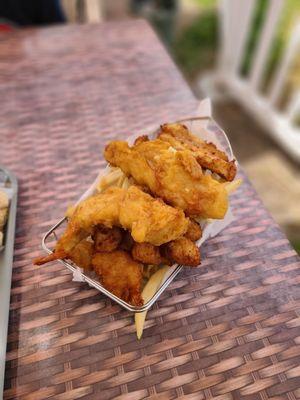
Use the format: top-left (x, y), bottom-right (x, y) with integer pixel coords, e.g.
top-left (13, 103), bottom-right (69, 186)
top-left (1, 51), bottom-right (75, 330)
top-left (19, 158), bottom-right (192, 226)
top-left (35, 123), bottom-right (241, 320)
top-left (158, 123), bottom-right (236, 181)
top-left (35, 185), bottom-right (189, 266)
top-left (0, 190), bottom-right (9, 247)
top-left (104, 133), bottom-right (233, 219)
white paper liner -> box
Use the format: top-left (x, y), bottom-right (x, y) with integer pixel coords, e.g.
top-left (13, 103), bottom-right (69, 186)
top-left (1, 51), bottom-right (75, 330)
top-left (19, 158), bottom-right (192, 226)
top-left (72, 266), bottom-right (85, 282)
top-left (71, 99), bottom-right (236, 294)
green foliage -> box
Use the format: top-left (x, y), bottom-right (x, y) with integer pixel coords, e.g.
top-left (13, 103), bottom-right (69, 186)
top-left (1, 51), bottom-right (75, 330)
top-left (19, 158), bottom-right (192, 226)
top-left (193, 0), bottom-right (216, 7)
top-left (172, 0), bottom-right (300, 84)
top-left (172, 9), bottom-right (218, 79)
top-left (292, 241), bottom-right (300, 255)
top-left (265, 0), bottom-right (300, 89)
top-left (241, 0), bottom-right (269, 76)
top-left (242, 0), bottom-right (300, 86)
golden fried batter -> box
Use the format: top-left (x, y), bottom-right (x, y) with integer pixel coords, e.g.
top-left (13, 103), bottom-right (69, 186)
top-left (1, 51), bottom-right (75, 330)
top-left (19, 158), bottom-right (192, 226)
top-left (134, 135), bottom-right (149, 145)
top-left (162, 237), bottom-right (201, 267)
top-left (92, 250), bottom-right (143, 306)
top-left (159, 123), bottom-right (236, 181)
top-left (93, 225), bottom-right (122, 252)
top-left (69, 240), bottom-right (94, 270)
top-left (132, 242), bottom-right (170, 265)
top-left (105, 140), bottom-right (228, 218)
top-left (121, 185), bottom-right (188, 244)
top-left (160, 123), bottom-right (228, 160)
top-left (185, 219), bottom-right (202, 241)
top-left (34, 186), bottom-right (188, 265)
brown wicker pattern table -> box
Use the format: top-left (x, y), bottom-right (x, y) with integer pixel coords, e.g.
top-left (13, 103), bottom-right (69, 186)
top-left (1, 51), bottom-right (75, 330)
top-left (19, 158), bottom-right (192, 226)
top-left (1, 21), bottom-right (300, 400)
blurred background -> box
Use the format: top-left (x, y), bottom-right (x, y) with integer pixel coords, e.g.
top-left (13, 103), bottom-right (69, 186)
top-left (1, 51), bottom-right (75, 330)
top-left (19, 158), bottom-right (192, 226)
top-left (1, 0), bottom-right (299, 252)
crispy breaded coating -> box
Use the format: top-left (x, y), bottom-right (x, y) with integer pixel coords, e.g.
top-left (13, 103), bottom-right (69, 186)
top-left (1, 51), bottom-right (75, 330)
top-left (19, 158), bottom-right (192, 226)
top-left (134, 135), bottom-right (149, 145)
top-left (162, 237), bottom-right (201, 267)
top-left (0, 191), bottom-right (9, 210)
top-left (130, 219), bottom-right (202, 267)
top-left (34, 186), bottom-right (188, 265)
top-left (160, 123), bottom-right (228, 160)
top-left (0, 208), bottom-right (8, 229)
top-left (92, 250), bottom-right (143, 306)
top-left (93, 225), bottom-right (122, 252)
top-left (195, 152), bottom-right (236, 181)
top-left (69, 240), bottom-right (94, 271)
top-left (132, 242), bottom-right (170, 265)
top-left (185, 219), bottom-right (202, 242)
top-left (176, 150), bottom-right (203, 179)
top-left (159, 123), bottom-right (236, 181)
top-left (120, 185), bottom-right (188, 244)
top-left (105, 140), bottom-right (228, 218)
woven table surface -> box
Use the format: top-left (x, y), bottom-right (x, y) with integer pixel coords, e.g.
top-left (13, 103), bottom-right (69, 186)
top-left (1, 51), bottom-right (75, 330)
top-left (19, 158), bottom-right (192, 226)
top-left (1, 20), bottom-right (300, 400)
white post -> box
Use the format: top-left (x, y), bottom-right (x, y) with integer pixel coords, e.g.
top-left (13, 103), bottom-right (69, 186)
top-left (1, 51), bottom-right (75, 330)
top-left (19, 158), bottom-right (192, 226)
top-left (268, 23), bottom-right (300, 107)
top-left (218, 0), bottom-right (256, 76)
top-left (285, 91), bottom-right (300, 123)
top-left (218, 0), bottom-right (237, 74)
top-left (229, 0), bottom-right (257, 74)
top-left (249, 0), bottom-right (283, 91)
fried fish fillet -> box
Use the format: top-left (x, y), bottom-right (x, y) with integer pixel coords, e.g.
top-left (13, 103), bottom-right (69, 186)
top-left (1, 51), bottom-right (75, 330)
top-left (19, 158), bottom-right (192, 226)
top-left (34, 186), bottom-right (188, 265)
top-left (105, 140), bottom-right (228, 218)
top-left (92, 250), bottom-right (143, 306)
top-left (158, 123), bottom-right (236, 181)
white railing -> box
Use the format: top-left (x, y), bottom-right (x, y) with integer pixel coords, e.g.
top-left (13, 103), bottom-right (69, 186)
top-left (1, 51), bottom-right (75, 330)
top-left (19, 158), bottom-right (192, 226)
top-left (200, 0), bottom-right (300, 162)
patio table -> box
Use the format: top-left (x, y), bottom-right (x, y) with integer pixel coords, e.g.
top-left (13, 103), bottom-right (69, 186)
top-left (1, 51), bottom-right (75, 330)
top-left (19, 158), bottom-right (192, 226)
top-left (1, 20), bottom-right (300, 400)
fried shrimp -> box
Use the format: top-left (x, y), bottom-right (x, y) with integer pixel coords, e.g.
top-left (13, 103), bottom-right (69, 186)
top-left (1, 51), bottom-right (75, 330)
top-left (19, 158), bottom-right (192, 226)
top-left (34, 186), bottom-right (188, 265)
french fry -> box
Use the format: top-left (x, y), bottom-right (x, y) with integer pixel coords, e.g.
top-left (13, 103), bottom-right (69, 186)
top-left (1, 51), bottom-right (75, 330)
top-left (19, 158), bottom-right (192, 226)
top-left (117, 175), bottom-right (125, 188)
top-left (142, 264), bottom-right (160, 280)
top-left (122, 177), bottom-right (130, 189)
top-left (225, 178), bottom-right (242, 194)
top-left (97, 168), bottom-right (123, 192)
top-left (135, 265), bottom-right (169, 339)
